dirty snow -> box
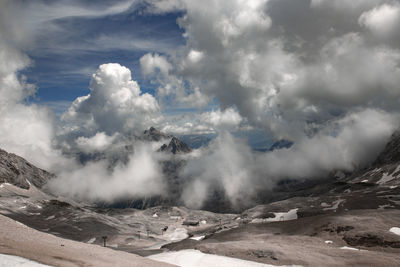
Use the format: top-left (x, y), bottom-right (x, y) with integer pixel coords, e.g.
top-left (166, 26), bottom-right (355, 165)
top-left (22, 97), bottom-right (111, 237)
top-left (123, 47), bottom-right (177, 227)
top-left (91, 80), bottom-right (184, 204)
top-left (148, 249), bottom-right (301, 267)
top-left (389, 227), bottom-right (400, 236)
top-left (0, 254), bottom-right (52, 267)
top-left (167, 228), bottom-right (188, 241)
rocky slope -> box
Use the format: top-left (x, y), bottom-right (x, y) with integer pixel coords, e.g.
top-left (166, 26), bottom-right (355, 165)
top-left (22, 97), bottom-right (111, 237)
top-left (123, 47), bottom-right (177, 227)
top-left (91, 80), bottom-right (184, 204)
top-left (0, 148), bottom-right (54, 189)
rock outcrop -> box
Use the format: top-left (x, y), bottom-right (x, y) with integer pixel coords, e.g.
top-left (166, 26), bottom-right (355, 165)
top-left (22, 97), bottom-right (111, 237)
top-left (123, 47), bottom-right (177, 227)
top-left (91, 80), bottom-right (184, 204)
top-left (0, 148), bottom-right (54, 189)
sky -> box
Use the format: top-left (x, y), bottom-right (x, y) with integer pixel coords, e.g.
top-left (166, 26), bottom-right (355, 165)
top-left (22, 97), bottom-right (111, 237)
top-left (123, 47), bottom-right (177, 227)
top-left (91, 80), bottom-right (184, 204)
top-left (1, 0), bottom-right (400, 208)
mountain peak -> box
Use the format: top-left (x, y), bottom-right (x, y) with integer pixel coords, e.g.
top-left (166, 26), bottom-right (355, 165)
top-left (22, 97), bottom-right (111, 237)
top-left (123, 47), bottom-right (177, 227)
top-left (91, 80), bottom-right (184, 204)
top-left (161, 136), bottom-right (192, 154)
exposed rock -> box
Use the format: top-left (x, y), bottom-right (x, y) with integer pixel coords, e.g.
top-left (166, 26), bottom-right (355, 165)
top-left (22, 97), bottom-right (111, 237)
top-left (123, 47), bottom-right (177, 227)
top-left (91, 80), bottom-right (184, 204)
top-left (0, 148), bottom-right (54, 189)
top-left (374, 130), bottom-right (400, 165)
top-left (269, 139), bottom-right (293, 151)
top-left (182, 220), bottom-right (200, 226)
top-left (344, 233), bottom-right (400, 248)
top-left (160, 137), bottom-right (192, 154)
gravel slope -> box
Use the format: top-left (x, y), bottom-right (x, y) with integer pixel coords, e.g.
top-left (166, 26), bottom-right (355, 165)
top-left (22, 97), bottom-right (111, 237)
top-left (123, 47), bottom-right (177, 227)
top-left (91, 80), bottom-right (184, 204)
top-left (0, 214), bottom-right (176, 267)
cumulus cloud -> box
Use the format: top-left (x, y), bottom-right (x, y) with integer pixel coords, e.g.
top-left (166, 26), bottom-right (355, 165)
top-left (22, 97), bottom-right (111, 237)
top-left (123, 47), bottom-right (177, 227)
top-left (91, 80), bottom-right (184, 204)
top-left (63, 63), bottom-right (161, 136)
top-left (143, 0), bottom-right (400, 136)
top-left (140, 53), bottom-right (172, 77)
top-left (200, 108), bottom-right (244, 131)
top-left (359, 3), bottom-right (400, 41)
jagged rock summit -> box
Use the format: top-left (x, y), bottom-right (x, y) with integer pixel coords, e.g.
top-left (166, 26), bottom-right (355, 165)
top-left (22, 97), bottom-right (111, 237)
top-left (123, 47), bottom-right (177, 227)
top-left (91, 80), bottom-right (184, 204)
top-left (142, 127), bottom-right (192, 154)
top-left (0, 148), bottom-right (54, 189)
top-left (160, 137), bottom-right (192, 154)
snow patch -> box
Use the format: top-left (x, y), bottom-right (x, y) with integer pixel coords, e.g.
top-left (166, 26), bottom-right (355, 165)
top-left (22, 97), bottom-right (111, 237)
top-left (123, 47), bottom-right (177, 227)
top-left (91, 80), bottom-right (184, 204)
top-left (340, 246), bottom-right (361, 251)
top-left (152, 213), bottom-right (158, 218)
top-left (361, 179), bottom-right (369, 183)
top-left (167, 228), bottom-right (188, 241)
top-left (0, 254), bottom-right (52, 266)
top-left (200, 220), bottom-right (207, 224)
top-left (325, 240), bottom-right (333, 244)
top-left (389, 227), bottom-right (400, 236)
top-left (148, 249), bottom-right (301, 267)
top-left (322, 199), bottom-right (345, 211)
top-left (190, 235), bottom-right (205, 241)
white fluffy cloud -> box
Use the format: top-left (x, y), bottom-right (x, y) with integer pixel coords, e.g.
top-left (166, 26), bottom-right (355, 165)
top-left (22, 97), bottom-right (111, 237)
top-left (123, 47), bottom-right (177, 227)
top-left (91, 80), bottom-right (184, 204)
top-left (200, 108), bottom-right (243, 130)
top-left (359, 3), bottom-right (400, 40)
top-left (75, 132), bottom-right (118, 153)
top-left (143, 0), bottom-right (400, 138)
top-left (140, 53), bottom-right (172, 77)
top-left (63, 63), bottom-right (161, 136)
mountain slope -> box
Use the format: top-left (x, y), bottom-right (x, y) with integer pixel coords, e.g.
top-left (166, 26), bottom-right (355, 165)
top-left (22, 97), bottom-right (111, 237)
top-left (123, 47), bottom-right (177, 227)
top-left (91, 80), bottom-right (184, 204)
top-left (0, 148), bottom-right (54, 189)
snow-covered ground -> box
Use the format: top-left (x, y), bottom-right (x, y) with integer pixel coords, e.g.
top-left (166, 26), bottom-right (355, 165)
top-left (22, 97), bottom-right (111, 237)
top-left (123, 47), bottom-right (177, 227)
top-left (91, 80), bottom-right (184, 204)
top-left (148, 249), bottom-right (301, 267)
top-left (389, 227), bottom-right (400, 236)
top-left (0, 254), bottom-right (52, 267)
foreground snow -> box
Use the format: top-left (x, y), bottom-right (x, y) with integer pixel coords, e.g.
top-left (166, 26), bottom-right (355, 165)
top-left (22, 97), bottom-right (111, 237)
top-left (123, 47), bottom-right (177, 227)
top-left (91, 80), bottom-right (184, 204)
top-left (148, 249), bottom-right (301, 267)
top-left (0, 254), bottom-right (52, 267)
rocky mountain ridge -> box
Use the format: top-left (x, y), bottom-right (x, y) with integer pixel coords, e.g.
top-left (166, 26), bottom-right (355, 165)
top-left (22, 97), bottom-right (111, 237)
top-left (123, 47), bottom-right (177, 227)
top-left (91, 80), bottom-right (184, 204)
top-left (0, 148), bottom-right (54, 189)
